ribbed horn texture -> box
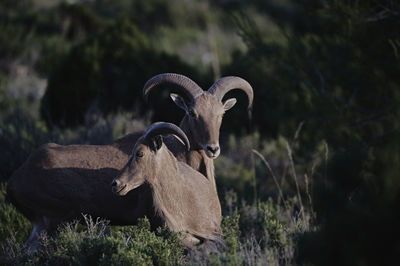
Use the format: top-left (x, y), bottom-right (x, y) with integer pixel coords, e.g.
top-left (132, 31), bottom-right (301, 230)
top-left (208, 76), bottom-right (254, 109)
top-left (144, 122), bottom-right (190, 151)
top-left (143, 73), bottom-right (204, 102)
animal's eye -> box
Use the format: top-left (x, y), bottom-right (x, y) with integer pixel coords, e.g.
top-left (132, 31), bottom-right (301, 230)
top-left (188, 109), bottom-right (196, 117)
top-left (136, 151), bottom-right (144, 158)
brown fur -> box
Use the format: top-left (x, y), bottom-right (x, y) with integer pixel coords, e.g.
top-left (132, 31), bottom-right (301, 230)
top-left (114, 135), bottom-right (222, 247)
top-left (145, 74), bottom-right (253, 195)
top-left (164, 92), bottom-right (235, 192)
top-left (6, 132), bottom-right (163, 251)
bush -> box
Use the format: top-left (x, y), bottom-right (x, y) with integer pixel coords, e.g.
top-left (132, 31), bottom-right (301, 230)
top-left (0, 179), bottom-right (312, 265)
top-left (0, 183), bottom-right (32, 244)
top-left (41, 15), bottom-right (209, 128)
top-left (0, 110), bottom-right (58, 182)
top-left (1, 216), bottom-right (185, 266)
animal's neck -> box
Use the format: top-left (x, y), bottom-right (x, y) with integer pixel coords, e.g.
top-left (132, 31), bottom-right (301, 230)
top-left (179, 116), bottom-right (217, 192)
top-left (179, 117), bottom-right (201, 150)
top-left (150, 153), bottom-right (185, 232)
top-left (200, 150), bottom-right (216, 192)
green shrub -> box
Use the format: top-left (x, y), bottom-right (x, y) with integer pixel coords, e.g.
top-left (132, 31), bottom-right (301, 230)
top-left (41, 15), bottom-right (208, 128)
top-left (0, 181), bottom-right (313, 265)
top-left (0, 183), bottom-right (32, 244)
top-left (0, 110), bottom-right (56, 182)
top-left (1, 216), bottom-right (185, 266)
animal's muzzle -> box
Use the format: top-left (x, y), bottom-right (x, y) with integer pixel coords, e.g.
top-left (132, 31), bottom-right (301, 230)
top-left (205, 144), bottom-right (220, 158)
top-left (111, 179), bottom-right (126, 195)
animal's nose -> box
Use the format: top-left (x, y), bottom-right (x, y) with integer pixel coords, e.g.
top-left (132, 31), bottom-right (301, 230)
top-left (111, 179), bottom-right (120, 188)
top-left (111, 179), bottom-right (127, 194)
top-left (206, 145), bottom-right (220, 154)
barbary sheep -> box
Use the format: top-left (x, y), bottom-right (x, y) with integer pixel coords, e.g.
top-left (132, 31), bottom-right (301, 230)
top-left (112, 122), bottom-right (222, 247)
top-left (143, 73), bottom-right (254, 191)
top-left (6, 130), bottom-right (184, 251)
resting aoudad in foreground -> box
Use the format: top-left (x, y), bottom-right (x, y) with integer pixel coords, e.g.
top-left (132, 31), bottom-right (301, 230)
top-left (4, 129), bottom-right (175, 251)
top-left (7, 121), bottom-right (222, 251)
top-left (112, 122), bottom-right (223, 247)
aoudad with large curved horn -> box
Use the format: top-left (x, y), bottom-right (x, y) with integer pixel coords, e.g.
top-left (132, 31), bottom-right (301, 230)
top-left (143, 122), bottom-right (190, 151)
top-left (143, 73), bottom-right (204, 102)
top-left (208, 76), bottom-right (254, 109)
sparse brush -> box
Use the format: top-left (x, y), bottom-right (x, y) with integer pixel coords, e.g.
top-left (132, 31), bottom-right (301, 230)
top-left (1, 216), bottom-right (185, 266)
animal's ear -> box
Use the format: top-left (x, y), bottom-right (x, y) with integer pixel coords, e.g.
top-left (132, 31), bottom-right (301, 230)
top-left (223, 98), bottom-right (237, 111)
top-left (170, 93), bottom-right (188, 112)
top-left (151, 135), bottom-right (163, 152)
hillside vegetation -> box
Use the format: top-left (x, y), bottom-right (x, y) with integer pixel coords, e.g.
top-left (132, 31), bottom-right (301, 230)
top-left (1, 0), bottom-right (399, 265)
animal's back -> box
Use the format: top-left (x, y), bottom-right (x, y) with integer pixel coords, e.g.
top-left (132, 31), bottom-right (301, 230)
top-left (177, 162), bottom-right (222, 239)
top-left (7, 137), bottom-right (150, 224)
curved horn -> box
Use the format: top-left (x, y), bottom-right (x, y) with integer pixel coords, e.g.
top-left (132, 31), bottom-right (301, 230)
top-left (144, 122), bottom-right (190, 151)
top-left (208, 76), bottom-right (254, 109)
top-left (143, 73), bottom-right (204, 102)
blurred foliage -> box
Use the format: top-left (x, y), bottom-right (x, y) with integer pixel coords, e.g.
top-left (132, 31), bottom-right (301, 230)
top-left (0, 183), bottom-right (32, 244)
top-left (41, 14), bottom-right (207, 127)
top-left (298, 133), bottom-right (400, 265)
top-left (225, 0), bottom-right (400, 145)
top-left (0, 0), bottom-right (35, 61)
top-left (222, 0), bottom-right (400, 264)
top-left (93, 0), bottom-right (174, 30)
top-left (0, 110), bottom-right (56, 181)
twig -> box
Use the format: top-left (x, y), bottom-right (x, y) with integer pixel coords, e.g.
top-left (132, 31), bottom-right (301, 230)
top-left (304, 173), bottom-right (315, 222)
top-left (293, 121), bottom-right (305, 141)
top-left (285, 141), bottom-right (306, 224)
top-left (252, 149), bottom-right (293, 223)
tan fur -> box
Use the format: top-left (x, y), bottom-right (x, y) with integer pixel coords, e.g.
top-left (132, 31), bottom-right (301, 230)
top-left (145, 74), bottom-right (253, 195)
top-left (162, 93), bottom-right (227, 192)
top-left (114, 136), bottom-right (222, 247)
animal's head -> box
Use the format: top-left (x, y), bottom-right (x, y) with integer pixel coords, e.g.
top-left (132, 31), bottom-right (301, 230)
top-left (112, 122), bottom-right (189, 196)
top-left (143, 73), bottom-right (253, 159)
